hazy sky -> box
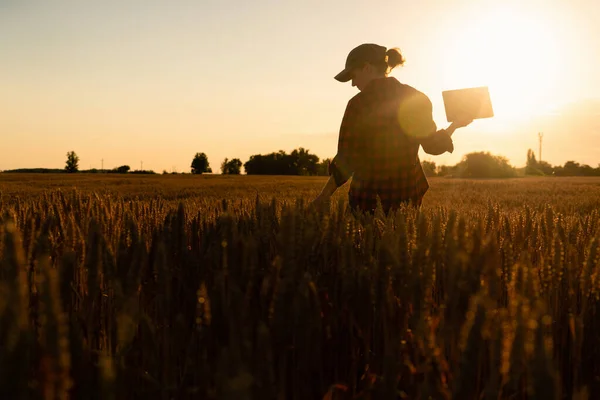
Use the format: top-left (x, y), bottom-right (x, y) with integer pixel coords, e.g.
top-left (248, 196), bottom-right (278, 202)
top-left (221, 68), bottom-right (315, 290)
top-left (2, 0), bottom-right (599, 173)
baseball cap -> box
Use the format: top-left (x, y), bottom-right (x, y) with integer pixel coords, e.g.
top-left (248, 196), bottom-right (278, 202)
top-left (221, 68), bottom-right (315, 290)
top-left (334, 43), bottom-right (387, 82)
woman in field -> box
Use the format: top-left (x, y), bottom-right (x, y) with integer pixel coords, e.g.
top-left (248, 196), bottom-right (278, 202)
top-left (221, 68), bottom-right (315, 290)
top-left (312, 43), bottom-right (472, 214)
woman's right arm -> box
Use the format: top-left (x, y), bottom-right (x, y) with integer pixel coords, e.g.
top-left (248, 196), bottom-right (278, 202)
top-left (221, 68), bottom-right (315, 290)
top-left (328, 98), bottom-right (363, 187)
top-left (311, 98), bottom-right (362, 207)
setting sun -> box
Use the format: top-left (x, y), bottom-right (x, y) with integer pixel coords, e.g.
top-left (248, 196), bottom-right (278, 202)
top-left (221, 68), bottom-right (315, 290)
top-left (441, 4), bottom-right (565, 120)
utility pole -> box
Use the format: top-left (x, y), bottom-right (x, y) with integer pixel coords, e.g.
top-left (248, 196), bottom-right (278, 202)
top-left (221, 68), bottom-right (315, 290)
top-left (101, 159), bottom-right (104, 171)
top-left (538, 132), bottom-right (544, 163)
top-left (141, 161), bottom-right (143, 171)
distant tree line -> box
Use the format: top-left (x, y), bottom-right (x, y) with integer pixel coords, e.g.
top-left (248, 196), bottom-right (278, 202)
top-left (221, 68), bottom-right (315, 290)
top-left (524, 149), bottom-right (600, 176)
top-left (188, 148), bottom-right (329, 176)
top-left (0, 151), bottom-right (150, 174)
top-left (422, 152), bottom-right (519, 178)
top-left (1, 148), bottom-right (597, 179)
top-left (221, 158), bottom-right (242, 175)
top-left (423, 149), bottom-right (600, 178)
top-left (243, 148), bottom-right (329, 176)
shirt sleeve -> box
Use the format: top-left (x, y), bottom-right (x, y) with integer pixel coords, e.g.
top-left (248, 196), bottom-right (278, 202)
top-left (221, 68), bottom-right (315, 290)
top-left (328, 98), bottom-right (364, 187)
top-left (397, 92), bottom-right (454, 155)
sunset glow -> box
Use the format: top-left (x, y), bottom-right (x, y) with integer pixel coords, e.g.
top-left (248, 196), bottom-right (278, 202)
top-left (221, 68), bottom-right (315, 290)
top-left (0, 1), bottom-right (598, 172)
top-left (441, 5), bottom-right (565, 120)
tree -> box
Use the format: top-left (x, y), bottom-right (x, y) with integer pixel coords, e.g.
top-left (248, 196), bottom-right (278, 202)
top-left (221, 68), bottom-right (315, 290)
top-left (316, 158), bottom-right (331, 176)
top-left (290, 147), bottom-right (320, 176)
top-left (526, 149), bottom-right (537, 167)
top-left (191, 153), bottom-right (212, 174)
top-left (557, 161), bottom-right (582, 176)
top-left (537, 160), bottom-right (554, 176)
top-left (564, 161), bottom-right (580, 175)
top-left (220, 158), bottom-right (228, 174)
top-left (65, 151), bottom-right (79, 173)
top-left (580, 164), bottom-right (595, 176)
top-left (437, 165), bottom-right (456, 177)
top-left (244, 148), bottom-right (321, 175)
top-left (525, 149), bottom-right (543, 175)
top-left (421, 160), bottom-right (437, 177)
top-left (455, 151), bottom-right (517, 178)
top-left (221, 158), bottom-right (242, 175)
top-left (116, 165), bottom-right (130, 174)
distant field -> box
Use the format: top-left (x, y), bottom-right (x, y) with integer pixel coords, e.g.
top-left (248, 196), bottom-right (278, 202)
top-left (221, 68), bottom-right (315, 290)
top-left (1, 173), bottom-right (600, 214)
top-left (1, 173), bottom-right (600, 398)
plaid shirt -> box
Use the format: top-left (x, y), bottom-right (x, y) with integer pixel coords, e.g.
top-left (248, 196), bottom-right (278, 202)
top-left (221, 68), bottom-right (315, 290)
top-left (329, 77), bottom-right (454, 213)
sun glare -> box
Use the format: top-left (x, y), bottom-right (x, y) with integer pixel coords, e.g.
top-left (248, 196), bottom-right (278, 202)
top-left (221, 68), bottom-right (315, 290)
top-left (442, 6), bottom-right (565, 121)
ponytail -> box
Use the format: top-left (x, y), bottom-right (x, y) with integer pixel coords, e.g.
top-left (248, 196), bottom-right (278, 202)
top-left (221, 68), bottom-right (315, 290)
top-left (386, 47), bottom-right (405, 71)
top-left (372, 47), bottom-right (405, 75)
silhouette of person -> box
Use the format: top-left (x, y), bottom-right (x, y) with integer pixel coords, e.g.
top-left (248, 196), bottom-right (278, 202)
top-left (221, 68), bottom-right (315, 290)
top-left (311, 43), bottom-right (472, 214)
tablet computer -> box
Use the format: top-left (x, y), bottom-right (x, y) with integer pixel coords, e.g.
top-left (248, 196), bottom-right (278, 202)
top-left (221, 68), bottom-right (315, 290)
top-left (442, 86), bottom-right (494, 123)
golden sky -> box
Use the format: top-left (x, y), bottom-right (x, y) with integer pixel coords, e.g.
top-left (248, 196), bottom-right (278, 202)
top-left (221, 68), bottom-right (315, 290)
top-left (1, 0), bottom-right (599, 172)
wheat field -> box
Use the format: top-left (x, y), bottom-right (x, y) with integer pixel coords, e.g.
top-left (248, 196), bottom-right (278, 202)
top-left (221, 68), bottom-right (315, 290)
top-left (1, 174), bottom-right (600, 399)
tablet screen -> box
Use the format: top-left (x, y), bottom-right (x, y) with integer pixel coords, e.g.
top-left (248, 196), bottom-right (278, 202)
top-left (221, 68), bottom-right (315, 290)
top-left (442, 86), bottom-right (494, 123)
